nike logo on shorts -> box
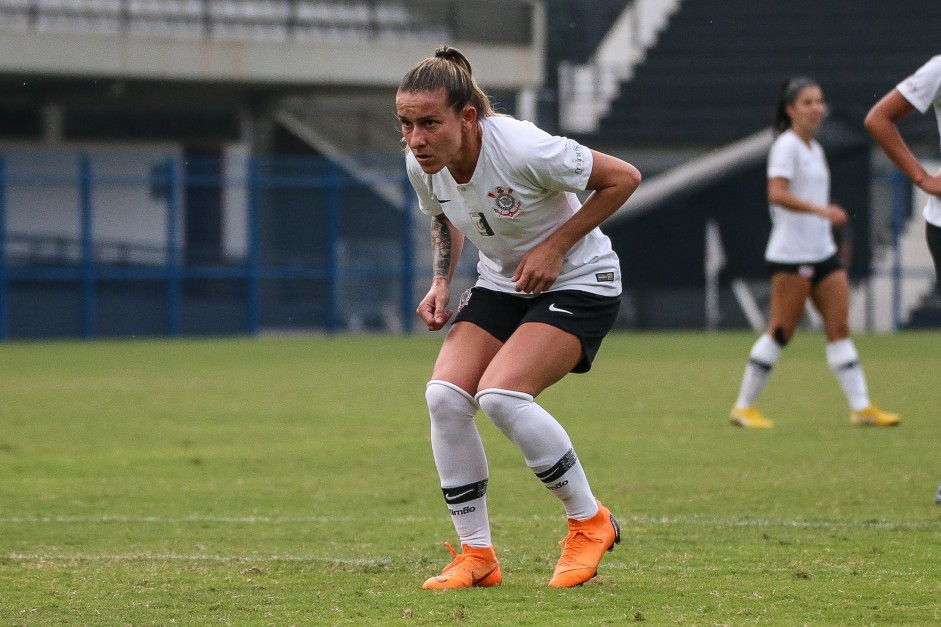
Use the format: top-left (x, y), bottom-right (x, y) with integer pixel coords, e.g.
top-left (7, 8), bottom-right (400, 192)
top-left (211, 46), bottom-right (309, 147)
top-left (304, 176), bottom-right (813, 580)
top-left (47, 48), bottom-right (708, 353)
top-left (548, 303), bottom-right (574, 315)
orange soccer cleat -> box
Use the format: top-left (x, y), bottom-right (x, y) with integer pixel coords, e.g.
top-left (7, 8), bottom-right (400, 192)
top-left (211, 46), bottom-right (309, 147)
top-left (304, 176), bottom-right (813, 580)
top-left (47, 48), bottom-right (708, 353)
top-left (421, 542), bottom-right (502, 590)
top-left (548, 500), bottom-right (621, 588)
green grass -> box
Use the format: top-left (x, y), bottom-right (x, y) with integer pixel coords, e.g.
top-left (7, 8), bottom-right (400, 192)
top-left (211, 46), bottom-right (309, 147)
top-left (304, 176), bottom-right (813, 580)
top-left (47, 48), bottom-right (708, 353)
top-left (1, 331), bottom-right (939, 625)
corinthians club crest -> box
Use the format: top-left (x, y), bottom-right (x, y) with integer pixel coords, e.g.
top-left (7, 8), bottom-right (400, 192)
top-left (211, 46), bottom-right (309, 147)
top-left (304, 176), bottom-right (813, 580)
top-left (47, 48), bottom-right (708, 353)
top-left (487, 186), bottom-right (522, 218)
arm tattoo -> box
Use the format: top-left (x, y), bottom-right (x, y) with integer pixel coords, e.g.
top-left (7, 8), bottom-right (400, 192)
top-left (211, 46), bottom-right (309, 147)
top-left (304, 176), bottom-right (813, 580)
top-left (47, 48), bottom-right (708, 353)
top-left (430, 215), bottom-right (452, 281)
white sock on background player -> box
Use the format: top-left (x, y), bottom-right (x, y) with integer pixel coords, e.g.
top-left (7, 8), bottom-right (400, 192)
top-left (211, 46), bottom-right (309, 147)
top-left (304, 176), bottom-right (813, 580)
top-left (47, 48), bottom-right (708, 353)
top-left (735, 333), bottom-right (782, 408)
top-left (826, 338), bottom-right (870, 411)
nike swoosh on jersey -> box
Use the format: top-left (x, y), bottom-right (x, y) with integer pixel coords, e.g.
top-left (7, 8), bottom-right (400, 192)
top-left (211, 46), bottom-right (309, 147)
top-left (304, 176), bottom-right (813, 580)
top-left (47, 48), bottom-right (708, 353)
top-left (434, 196), bottom-right (451, 203)
top-left (548, 303), bottom-right (574, 315)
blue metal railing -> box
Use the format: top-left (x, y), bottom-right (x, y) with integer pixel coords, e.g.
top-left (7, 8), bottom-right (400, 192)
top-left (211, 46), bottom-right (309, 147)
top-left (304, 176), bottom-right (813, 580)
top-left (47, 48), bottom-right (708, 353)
top-left (166, 157), bottom-right (183, 337)
top-left (79, 155), bottom-right (96, 338)
top-left (890, 167), bottom-right (907, 331)
top-left (0, 157), bottom-right (7, 340)
top-left (866, 167), bottom-right (937, 331)
top-left (0, 151), bottom-right (414, 340)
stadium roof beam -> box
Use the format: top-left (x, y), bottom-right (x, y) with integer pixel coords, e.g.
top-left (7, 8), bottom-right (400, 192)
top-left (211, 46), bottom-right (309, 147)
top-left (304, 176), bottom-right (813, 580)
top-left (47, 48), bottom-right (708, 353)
top-left (0, 24), bottom-right (543, 91)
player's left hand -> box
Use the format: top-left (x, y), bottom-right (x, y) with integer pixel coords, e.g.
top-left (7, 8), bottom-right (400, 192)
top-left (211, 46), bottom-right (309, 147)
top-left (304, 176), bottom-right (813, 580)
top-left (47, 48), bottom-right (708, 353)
top-left (826, 204), bottom-right (848, 229)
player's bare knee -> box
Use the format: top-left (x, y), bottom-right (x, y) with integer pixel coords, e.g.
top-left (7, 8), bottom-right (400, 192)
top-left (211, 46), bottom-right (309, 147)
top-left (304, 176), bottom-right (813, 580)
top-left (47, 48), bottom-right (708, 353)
top-left (772, 326), bottom-right (792, 347)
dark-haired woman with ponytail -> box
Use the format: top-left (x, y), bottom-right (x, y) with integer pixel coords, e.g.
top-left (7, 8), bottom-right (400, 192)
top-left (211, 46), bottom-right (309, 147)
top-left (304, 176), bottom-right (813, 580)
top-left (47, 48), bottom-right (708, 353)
top-left (730, 77), bottom-right (899, 429)
top-left (396, 46), bottom-right (641, 589)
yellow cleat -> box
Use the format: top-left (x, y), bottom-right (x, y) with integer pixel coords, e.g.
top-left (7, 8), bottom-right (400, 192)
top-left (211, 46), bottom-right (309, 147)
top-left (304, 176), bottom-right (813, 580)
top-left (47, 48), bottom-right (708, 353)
top-left (730, 406), bottom-right (774, 429)
top-left (850, 405), bottom-right (900, 427)
top-left (548, 499), bottom-right (620, 588)
top-left (422, 542), bottom-right (502, 590)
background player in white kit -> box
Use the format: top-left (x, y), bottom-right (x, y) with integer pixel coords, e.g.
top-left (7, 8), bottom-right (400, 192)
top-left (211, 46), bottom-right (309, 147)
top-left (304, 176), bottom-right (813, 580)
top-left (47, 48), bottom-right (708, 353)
top-left (396, 46), bottom-right (641, 588)
top-left (730, 77), bottom-right (900, 429)
top-left (865, 55), bottom-right (941, 504)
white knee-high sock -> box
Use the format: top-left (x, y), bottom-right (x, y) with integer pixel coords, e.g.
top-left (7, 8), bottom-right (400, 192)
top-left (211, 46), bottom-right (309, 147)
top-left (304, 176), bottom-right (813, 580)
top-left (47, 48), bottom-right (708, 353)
top-left (735, 333), bottom-right (782, 408)
top-left (826, 338), bottom-right (870, 411)
top-left (425, 380), bottom-right (491, 547)
top-left (475, 388), bottom-right (598, 521)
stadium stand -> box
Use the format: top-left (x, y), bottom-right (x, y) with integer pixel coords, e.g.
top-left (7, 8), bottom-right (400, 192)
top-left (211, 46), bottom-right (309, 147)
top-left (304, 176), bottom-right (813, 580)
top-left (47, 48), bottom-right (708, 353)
top-left (547, 0), bottom-right (941, 330)
top-left (1, 0), bottom-right (938, 336)
top-left (585, 0), bottom-right (941, 148)
top-left (0, 0), bottom-right (543, 338)
top-left (0, 0), bottom-right (446, 40)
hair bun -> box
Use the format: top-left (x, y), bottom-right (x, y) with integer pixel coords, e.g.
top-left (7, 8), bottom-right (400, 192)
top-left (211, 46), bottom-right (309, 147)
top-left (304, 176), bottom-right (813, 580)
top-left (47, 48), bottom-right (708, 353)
top-left (433, 45), bottom-right (472, 75)
top-left (435, 46), bottom-right (456, 59)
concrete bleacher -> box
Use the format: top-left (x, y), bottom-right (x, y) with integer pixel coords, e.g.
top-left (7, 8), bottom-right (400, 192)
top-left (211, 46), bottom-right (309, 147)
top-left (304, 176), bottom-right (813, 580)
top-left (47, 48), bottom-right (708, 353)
top-left (588, 0), bottom-right (941, 148)
top-left (0, 0), bottom-right (444, 41)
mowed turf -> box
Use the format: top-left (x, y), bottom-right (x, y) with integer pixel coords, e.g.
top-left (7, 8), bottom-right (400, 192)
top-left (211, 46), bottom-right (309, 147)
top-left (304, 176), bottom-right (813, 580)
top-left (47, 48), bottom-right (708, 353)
top-left (1, 331), bottom-right (939, 625)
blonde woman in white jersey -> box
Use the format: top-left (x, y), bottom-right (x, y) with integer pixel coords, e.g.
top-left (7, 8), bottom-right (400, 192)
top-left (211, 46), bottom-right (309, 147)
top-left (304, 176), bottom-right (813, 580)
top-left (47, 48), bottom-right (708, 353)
top-left (397, 46), bottom-right (641, 589)
top-left (865, 56), bottom-right (941, 504)
top-left (730, 77), bottom-right (900, 429)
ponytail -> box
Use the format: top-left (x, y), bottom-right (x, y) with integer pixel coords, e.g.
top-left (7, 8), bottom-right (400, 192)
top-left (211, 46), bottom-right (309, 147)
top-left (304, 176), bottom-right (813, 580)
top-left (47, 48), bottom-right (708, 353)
top-left (398, 45), bottom-right (495, 117)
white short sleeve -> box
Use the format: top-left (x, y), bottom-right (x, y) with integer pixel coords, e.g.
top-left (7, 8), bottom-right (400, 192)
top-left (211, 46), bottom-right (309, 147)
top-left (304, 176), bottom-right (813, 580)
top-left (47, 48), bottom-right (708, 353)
top-left (767, 133), bottom-right (799, 180)
top-left (523, 133), bottom-right (594, 193)
top-left (896, 55), bottom-right (941, 114)
top-left (491, 119), bottom-right (593, 193)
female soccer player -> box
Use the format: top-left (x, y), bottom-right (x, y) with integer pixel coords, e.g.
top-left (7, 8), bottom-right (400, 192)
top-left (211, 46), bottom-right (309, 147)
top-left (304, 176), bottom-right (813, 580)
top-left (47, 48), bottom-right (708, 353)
top-left (730, 77), bottom-right (899, 429)
top-left (865, 55), bottom-right (941, 503)
top-left (397, 46), bottom-right (641, 588)
top-left (865, 55), bottom-right (941, 295)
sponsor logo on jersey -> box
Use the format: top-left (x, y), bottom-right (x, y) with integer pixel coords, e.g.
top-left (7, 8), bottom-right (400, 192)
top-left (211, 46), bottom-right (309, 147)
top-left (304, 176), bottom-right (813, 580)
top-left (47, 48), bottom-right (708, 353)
top-left (487, 186), bottom-right (522, 218)
top-left (595, 271), bottom-right (615, 282)
top-left (470, 212), bottom-right (494, 236)
top-left (571, 142), bottom-right (585, 175)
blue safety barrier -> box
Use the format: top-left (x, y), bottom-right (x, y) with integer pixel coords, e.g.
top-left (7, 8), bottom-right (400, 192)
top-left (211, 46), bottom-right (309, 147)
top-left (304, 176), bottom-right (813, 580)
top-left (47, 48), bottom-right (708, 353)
top-left (0, 151), bottom-right (415, 340)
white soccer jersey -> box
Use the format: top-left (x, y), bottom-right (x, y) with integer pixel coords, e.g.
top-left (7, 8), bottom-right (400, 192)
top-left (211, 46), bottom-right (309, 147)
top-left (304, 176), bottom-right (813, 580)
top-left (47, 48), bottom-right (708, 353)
top-left (764, 129), bottom-right (837, 263)
top-left (406, 115), bottom-right (621, 296)
top-left (897, 55), bottom-right (941, 227)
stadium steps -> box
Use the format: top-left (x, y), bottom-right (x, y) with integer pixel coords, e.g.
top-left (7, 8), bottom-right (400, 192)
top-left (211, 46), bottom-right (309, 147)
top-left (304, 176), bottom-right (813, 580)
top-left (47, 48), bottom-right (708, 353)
top-left (583, 0), bottom-right (941, 147)
top-left (274, 93), bottom-right (405, 208)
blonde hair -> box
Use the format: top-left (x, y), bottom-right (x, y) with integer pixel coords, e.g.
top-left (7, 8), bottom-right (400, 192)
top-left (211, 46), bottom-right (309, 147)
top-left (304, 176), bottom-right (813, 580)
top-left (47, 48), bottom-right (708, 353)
top-left (398, 45), bottom-right (496, 118)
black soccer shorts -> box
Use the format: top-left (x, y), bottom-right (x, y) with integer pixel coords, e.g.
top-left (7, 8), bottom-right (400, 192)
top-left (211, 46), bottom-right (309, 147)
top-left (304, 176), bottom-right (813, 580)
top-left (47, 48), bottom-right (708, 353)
top-left (767, 253), bottom-right (843, 286)
top-left (451, 286), bottom-right (621, 373)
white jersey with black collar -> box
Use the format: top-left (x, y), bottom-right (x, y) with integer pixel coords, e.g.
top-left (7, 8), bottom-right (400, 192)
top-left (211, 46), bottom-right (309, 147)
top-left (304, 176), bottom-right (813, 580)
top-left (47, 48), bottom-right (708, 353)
top-left (896, 55), bottom-right (941, 227)
top-left (406, 115), bottom-right (621, 296)
top-left (764, 129), bottom-right (837, 263)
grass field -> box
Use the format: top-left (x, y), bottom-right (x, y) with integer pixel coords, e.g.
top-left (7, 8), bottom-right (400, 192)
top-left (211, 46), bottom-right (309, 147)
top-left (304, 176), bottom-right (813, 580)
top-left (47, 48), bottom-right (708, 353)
top-left (1, 330), bottom-right (939, 625)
